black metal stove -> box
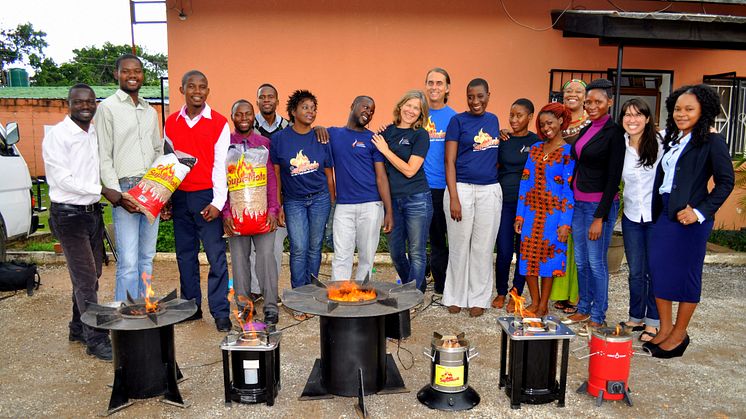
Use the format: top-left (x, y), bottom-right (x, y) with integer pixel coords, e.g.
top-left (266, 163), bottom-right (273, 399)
top-left (221, 329), bottom-right (281, 406)
top-left (282, 279), bottom-right (423, 399)
top-left (82, 289), bottom-right (196, 415)
top-left (497, 315), bottom-right (575, 409)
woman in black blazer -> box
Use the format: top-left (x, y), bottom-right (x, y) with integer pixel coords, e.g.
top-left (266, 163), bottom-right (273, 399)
top-left (644, 84), bottom-right (734, 359)
top-left (561, 79), bottom-right (625, 333)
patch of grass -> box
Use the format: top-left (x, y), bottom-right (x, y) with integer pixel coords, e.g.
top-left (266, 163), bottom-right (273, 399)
top-left (709, 229), bottom-right (746, 252)
top-left (156, 220), bottom-right (175, 252)
top-left (24, 241), bottom-right (56, 252)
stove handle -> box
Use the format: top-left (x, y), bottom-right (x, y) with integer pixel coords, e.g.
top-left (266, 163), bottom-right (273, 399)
top-left (467, 348), bottom-right (479, 361)
top-left (574, 350), bottom-right (602, 360)
top-left (423, 348), bottom-right (435, 362)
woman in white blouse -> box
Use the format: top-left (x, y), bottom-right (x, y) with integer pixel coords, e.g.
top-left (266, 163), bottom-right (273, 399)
top-left (618, 99), bottom-right (662, 342)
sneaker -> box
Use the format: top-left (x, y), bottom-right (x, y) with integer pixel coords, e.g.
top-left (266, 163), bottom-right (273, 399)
top-left (264, 312), bottom-right (279, 325)
top-left (69, 329), bottom-right (86, 345)
top-left (215, 317), bottom-right (232, 332)
top-left (182, 307), bottom-right (203, 323)
top-left (86, 340), bottom-right (113, 361)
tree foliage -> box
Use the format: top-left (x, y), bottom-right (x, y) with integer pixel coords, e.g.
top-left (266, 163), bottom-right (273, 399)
top-left (0, 23), bottom-right (48, 72)
top-left (32, 42), bottom-right (167, 86)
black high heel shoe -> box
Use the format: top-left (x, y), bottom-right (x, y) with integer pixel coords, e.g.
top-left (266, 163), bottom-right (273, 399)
top-left (651, 335), bottom-right (690, 359)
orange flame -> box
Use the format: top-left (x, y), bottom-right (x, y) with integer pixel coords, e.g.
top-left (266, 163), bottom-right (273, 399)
top-left (141, 272), bottom-right (158, 313)
top-left (509, 288), bottom-right (537, 319)
top-left (615, 324), bottom-right (623, 336)
top-left (327, 281), bottom-right (377, 302)
top-left (228, 288), bottom-right (255, 334)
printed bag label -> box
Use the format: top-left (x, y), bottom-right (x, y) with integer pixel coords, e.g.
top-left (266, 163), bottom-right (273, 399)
top-left (435, 364), bottom-right (464, 387)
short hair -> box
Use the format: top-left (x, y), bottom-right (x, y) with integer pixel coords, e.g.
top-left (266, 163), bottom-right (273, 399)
top-left (352, 95), bottom-right (374, 106)
top-left (392, 90), bottom-right (429, 130)
top-left (68, 83), bottom-right (95, 100)
top-left (257, 83), bottom-right (278, 97)
top-left (663, 84), bottom-right (721, 148)
top-left (586, 78), bottom-right (614, 99)
top-left (181, 70), bottom-right (207, 87)
top-left (467, 78), bottom-right (489, 92)
top-left (426, 67), bottom-right (451, 103)
top-left (115, 53), bottom-right (143, 72)
top-left (512, 98), bottom-right (535, 115)
top-left (286, 90), bottom-right (318, 123)
top-left (619, 98), bottom-right (660, 168)
top-left (231, 99), bottom-right (253, 116)
top-left (536, 102), bottom-right (571, 140)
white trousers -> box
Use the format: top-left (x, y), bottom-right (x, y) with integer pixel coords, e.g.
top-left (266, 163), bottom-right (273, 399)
top-left (250, 226), bottom-right (286, 294)
top-left (331, 201), bottom-right (384, 282)
top-left (442, 182), bottom-right (502, 308)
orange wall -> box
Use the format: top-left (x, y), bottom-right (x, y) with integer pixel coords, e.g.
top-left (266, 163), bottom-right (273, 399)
top-left (165, 0), bottom-right (746, 229)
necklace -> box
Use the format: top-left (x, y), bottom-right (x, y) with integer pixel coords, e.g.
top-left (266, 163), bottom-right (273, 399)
top-left (542, 142), bottom-right (564, 161)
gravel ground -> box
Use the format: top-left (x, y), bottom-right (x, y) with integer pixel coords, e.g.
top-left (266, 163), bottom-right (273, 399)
top-left (0, 260), bottom-right (744, 418)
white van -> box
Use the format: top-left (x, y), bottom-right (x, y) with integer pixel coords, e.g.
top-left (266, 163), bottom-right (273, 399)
top-left (0, 122), bottom-right (43, 261)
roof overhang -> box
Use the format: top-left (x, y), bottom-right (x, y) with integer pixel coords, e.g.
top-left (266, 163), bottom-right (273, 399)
top-left (551, 10), bottom-right (746, 50)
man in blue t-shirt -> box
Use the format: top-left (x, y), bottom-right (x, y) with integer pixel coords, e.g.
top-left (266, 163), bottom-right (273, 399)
top-left (423, 68), bottom-right (457, 294)
top-left (328, 96), bottom-right (393, 281)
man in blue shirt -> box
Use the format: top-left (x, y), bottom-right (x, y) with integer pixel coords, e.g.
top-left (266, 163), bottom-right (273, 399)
top-left (423, 68), bottom-right (457, 294)
top-left (328, 96), bottom-right (393, 281)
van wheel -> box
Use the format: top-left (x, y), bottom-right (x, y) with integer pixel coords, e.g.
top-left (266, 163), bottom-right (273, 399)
top-left (0, 218), bottom-right (6, 263)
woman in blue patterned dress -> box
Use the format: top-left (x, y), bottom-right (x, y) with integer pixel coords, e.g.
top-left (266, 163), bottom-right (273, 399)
top-left (514, 103), bottom-right (575, 317)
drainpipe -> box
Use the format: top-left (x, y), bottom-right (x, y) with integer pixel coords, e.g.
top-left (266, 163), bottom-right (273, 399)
top-left (614, 43), bottom-right (624, 121)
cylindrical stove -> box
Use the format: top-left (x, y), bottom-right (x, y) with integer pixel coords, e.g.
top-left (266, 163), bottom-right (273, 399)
top-left (82, 289), bottom-right (197, 415)
top-left (576, 326), bottom-right (634, 406)
top-left (220, 330), bottom-right (282, 406)
top-left (282, 279), bottom-right (423, 399)
top-left (417, 332), bottom-right (480, 411)
top-left (497, 316), bottom-right (575, 409)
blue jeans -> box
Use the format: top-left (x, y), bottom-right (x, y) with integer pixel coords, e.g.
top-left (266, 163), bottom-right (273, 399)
top-left (572, 200), bottom-right (618, 324)
top-left (622, 215), bottom-right (660, 327)
top-left (284, 191), bottom-right (331, 289)
top-left (387, 192), bottom-right (433, 292)
top-left (113, 177), bottom-right (159, 301)
top-left (495, 200), bottom-right (525, 295)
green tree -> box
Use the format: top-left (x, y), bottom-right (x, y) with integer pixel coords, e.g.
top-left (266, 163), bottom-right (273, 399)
top-left (0, 23), bottom-right (48, 80)
top-left (32, 42), bottom-right (167, 86)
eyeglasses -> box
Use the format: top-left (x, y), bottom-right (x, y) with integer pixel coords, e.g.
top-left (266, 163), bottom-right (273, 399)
top-left (623, 113), bottom-right (645, 119)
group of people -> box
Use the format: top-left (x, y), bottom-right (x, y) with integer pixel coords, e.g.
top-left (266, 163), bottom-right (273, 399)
top-left (43, 55), bottom-right (734, 362)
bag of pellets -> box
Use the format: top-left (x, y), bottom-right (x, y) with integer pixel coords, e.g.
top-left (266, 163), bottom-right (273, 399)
top-left (122, 140), bottom-right (196, 224)
top-left (226, 144), bottom-right (270, 236)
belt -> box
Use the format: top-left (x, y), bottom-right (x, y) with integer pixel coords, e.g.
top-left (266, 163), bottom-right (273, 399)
top-left (51, 202), bottom-right (100, 213)
top-left (119, 176), bottom-right (142, 184)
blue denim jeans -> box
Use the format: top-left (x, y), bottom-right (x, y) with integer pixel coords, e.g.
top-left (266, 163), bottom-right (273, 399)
top-left (113, 177), bottom-right (159, 301)
top-left (495, 200), bottom-right (525, 295)
top-left (284, 191), bottom-right (331, 288)
top-left (622, 215), bottom-right (660, 327)
top-left (387, 192), bottom-right (433, 292)
top-left (572, 200), bottom-right (619, 324)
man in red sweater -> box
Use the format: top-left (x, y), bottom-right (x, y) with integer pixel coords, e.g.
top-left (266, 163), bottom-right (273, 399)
top-left (165, 70), bottom-right (232, 332)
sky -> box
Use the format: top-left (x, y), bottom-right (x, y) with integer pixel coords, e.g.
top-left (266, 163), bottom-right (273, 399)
top-left (1, 0), bottom-right (168, 68)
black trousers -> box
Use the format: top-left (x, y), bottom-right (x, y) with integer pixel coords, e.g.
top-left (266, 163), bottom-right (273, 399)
top-left (428, 188), bottom-right (448, 293)
top-left (50, 203), bottom-right (108, 346)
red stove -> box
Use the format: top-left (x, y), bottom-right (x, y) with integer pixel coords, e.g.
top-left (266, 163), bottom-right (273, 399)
top-left (576, 326), bottom-right (635, 406)
top-left (82, 287), bottom-right (197, 415)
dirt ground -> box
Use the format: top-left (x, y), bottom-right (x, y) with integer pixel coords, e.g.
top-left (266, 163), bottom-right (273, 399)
top-left (0, 258), bottom-right (744, 419)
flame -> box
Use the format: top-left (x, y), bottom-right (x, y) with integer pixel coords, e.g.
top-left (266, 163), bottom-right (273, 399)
top-left (327, 281), bottom-right (377, 302)
top-left (509, 288), bottom-right (537, 319)
top-left (423, 116), bottom-right (436, 133)
top-left (615, 324), bottom-right (623, 336)
top-left (228, 288), bottom-right (255, 334)
top-left (141, 272), bottom-right (158, 313)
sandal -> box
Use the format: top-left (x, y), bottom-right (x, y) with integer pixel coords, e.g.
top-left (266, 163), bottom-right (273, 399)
top-left (562, 305), bottom-right (578, 314)
top-left (553, 300), bottom-right (570, 310)
top-left (620, 321), bottom-right (645, 332)
top-left (640, 329), bottom-right (658, 342)
top-left (292, 311), bottom-right (309, 321)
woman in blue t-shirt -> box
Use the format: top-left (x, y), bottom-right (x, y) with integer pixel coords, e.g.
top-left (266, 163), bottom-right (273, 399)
top-left (371, 90), bottom-right (432, 292)
top-left (442, 78), bottom-right (502, 317)
top-left (270, 90), bottom-right (334, 320)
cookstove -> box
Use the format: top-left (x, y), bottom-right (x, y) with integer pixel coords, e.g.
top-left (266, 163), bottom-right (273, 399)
top-left (417, 332), bottom-right (480, 411)
top-left (221, 329), bottom-right (281, 406)
top-left (82, 289), bottom-right (197, 415)
top-left (576, 326), bottom-right (635, 406)
top-left (282, 278), bottom-right (423, 399)
top-left (497, 315), bottom-right (574, 409)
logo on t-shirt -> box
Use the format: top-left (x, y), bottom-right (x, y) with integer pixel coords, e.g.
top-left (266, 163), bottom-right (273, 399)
top-left (352, 140), bottom-right (367, 148)
top-left (399, 137), bottom-right (411, 146)
top-left (472, 128), bottom-right (499, 151)
top-left (289, 150), bottom-right (319, 176)
top-left (424, 116), bottom-right (445, 141)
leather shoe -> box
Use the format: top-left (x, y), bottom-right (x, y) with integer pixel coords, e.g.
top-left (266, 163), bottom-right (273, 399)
top-left (69, 329), bottom-right (86, 345)
top-left (251, 293), bottom-right (264, 303)
top-left (264, 312), bottom-right (279, 325)
top-left (651, 335), bottom-right (690, 359)
top-left (215, 317), bottom-right (232, 332)
top-left (86, 340), bottom-right (113, 361)
top-left (182, 307), bottom-right (203, 323)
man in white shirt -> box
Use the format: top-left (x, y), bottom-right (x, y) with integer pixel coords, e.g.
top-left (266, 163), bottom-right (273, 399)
top-left (43, 84), bottom-right (122, 361)
top-left (96, 54), bottom-right (163, 302)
